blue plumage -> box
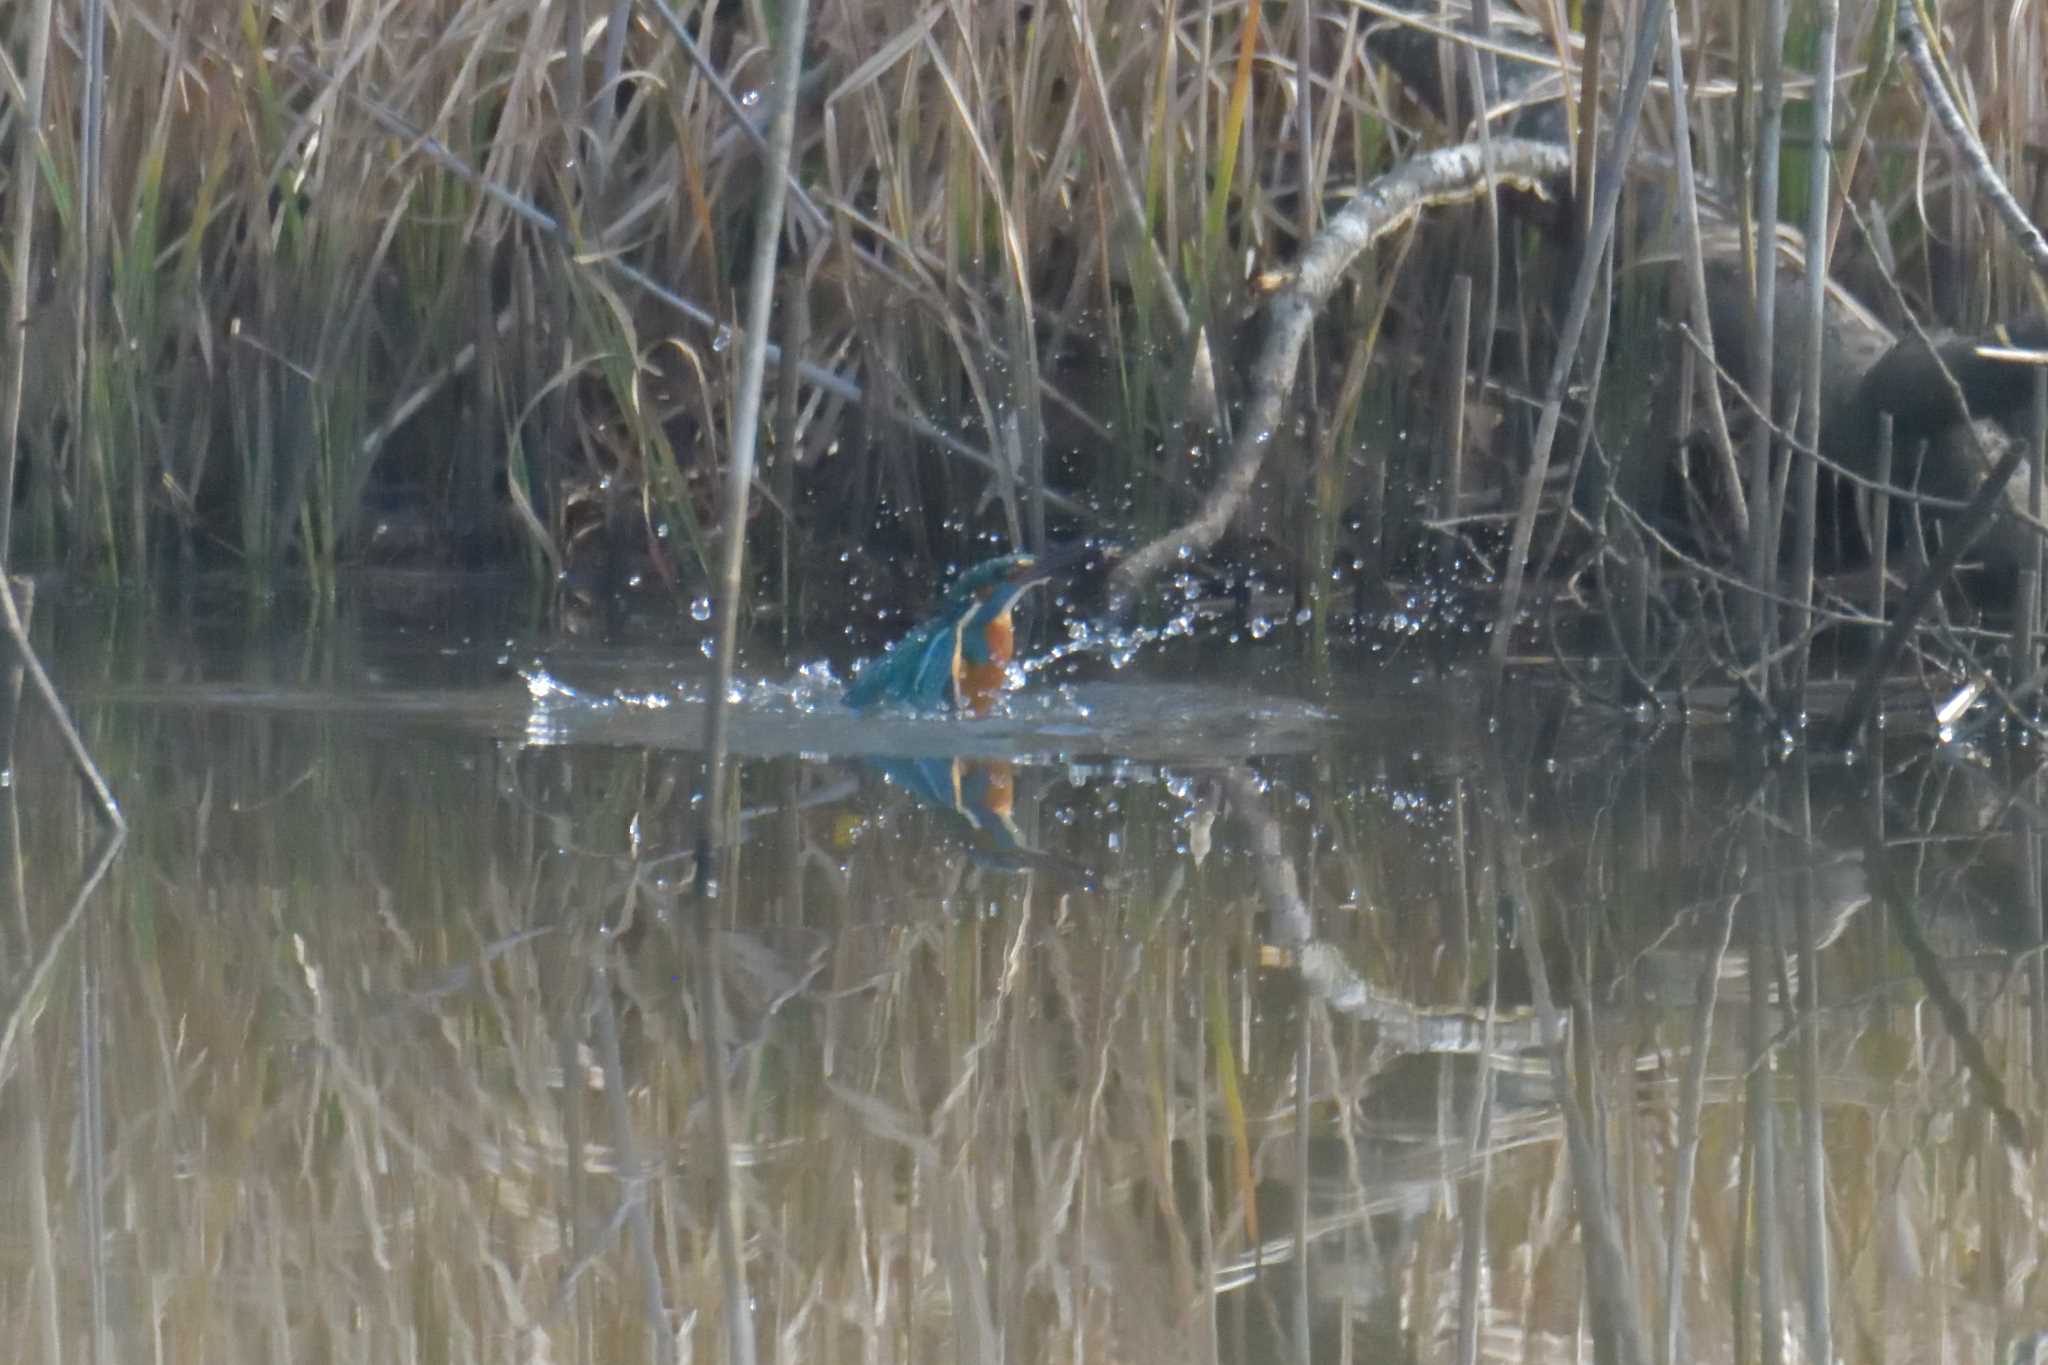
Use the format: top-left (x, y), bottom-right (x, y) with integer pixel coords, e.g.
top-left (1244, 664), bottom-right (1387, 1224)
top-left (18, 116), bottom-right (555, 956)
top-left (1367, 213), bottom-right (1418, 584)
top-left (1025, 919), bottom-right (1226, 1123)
top-left (844, 554), bottom-right (1047, 711)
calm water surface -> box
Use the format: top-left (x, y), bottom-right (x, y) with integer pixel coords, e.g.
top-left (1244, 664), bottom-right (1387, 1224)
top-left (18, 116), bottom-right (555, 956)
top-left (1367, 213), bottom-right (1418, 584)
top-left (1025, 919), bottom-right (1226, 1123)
top-left (3, 578), bottom-right (2045, 1364)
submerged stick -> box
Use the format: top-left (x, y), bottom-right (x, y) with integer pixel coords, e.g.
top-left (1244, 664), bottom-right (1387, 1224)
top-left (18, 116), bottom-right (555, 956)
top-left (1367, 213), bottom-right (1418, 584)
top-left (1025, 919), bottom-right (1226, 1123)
top-left (1109, 137), bottom-right (1572, 610)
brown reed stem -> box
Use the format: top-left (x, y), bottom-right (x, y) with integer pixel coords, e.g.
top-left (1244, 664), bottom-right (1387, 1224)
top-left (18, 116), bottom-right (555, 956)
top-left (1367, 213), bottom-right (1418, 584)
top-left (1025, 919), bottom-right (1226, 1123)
top-left (0, 0), bottom-right (59, 569)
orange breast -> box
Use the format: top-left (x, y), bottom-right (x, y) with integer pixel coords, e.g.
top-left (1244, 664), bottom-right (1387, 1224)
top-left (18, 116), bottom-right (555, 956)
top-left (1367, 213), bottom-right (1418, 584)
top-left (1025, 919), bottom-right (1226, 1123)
top-left (971, 760), bottom-right (1015, 822)
top-left (957, 609), bottom-right (1016, 715)
top-left (981, 611), bottom-right (1015, 666)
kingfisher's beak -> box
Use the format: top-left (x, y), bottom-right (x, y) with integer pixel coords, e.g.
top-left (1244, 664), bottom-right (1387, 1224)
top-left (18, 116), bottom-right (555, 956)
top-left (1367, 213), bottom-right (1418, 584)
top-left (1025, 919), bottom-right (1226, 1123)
top-left (990, 541), bottom-right (1114, 613)
top-left (1011, 539), bottom-right (1117, 587)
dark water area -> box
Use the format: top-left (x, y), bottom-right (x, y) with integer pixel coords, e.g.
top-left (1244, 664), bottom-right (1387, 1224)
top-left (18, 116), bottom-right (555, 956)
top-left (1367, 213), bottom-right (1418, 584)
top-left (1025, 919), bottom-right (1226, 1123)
top-left (3, 576), bottom-right (2046, 1365)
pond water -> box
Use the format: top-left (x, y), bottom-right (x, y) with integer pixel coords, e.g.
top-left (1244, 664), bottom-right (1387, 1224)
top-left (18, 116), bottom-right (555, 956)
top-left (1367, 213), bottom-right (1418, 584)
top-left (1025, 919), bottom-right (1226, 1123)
top-left (2, 576), bottom-right (2045, 1365)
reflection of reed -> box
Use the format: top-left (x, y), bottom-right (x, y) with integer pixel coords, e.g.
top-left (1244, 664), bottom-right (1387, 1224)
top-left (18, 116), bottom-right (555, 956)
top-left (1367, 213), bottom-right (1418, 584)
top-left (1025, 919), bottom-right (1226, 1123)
top-left (8, 692), bottom-right (2048, 1364)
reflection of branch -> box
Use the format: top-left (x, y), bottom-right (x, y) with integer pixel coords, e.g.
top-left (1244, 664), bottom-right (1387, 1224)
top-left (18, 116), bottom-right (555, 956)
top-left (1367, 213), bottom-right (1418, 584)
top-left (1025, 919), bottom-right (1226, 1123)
top-left (1221, 768), bottom-right (1561, 1054)
top-left (1292, 940), bottom-right (1559, 1055)
top-left (0, 579), bottom-right (122, 830)
top-left (1109, 139), bottom-right (1573, 610)
top-left (0, 832), bottom-right (122, 1085)
top-left (1219, 769), bottom-right (1313, 946)
top-left (1865, 828), bottom-right (2031, 1151)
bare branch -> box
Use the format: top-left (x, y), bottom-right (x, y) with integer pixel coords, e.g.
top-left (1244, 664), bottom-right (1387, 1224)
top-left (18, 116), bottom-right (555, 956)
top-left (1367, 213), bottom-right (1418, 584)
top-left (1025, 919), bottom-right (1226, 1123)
top-left (1896, 1), bottom-right (2048, 285)
top-left (1109, 137), bottom-right (1573, 610)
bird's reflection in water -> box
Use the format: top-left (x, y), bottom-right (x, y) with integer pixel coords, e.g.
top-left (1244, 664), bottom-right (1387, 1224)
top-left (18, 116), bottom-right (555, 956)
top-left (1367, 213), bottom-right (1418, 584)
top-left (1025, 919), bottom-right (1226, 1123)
top-left (869, 756), bottom-right (1099, 889)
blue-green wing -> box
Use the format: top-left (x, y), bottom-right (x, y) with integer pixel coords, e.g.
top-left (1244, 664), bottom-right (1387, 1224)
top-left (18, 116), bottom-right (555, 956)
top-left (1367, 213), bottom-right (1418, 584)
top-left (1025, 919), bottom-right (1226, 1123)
top-left (870, 757), bottom-right (965, 811)
top-left (845, 613), bottom-right (963, 710)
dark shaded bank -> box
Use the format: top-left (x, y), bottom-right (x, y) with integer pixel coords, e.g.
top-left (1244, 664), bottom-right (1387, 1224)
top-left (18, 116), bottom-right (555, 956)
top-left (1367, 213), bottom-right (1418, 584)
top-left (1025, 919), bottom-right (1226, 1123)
top-left (1363, 0), bottom-right (2048, 581)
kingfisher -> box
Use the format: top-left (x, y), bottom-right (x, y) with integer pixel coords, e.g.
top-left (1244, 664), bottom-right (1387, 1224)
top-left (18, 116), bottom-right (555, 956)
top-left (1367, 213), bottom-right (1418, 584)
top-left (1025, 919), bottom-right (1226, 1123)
top-left (869, 755), bottom-right (1098, 885)
top-left (845, 546), bottom-right (1095, 714)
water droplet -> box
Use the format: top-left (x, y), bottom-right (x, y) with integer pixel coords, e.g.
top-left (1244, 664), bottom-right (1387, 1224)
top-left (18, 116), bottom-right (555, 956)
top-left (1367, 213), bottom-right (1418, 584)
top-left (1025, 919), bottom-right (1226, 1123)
top-left (712, 324), bottom-right (734, 353)
top-left (741, 88), bottom-right (762, 108)
top-left (691, 596), bottom-right (713, 622)
top-left (1249, 616), bottom-right (1271, 639)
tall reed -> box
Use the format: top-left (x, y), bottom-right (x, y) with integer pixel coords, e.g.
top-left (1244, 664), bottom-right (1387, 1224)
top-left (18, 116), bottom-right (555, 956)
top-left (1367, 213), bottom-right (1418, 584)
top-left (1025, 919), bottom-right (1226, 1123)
top-left (0, 0), bottom-right (2042, 711)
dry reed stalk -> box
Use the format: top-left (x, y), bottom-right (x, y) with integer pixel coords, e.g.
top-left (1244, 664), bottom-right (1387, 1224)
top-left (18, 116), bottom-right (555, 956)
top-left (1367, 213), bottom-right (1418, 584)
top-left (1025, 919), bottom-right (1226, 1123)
top-left (694, 0), bottom-right (810, 1352)
top-left (1872, 415), bottom-right (1893, 634)
top-left (1663, 2), bottom-right (1747, 542)
top-left (1484, 0), bottom-right (1672, 700)
top-left (1788, 0), bottom-right (1842, 716)
top-left (0, 582), bottom-right (59, 1365)
top-left (1441, 274), bottom-right (1473, 583)
top-left (0, 0), bottom-right (60, 570)
top-left (1742, 0), bottom-right (1790, 706)
top-left (1065, 0), bottom-right (1191, 339)
top-left (1659, 886), bottom-right (1737, 1365)
top-left (2030, 375), bottom-right (2048, 685)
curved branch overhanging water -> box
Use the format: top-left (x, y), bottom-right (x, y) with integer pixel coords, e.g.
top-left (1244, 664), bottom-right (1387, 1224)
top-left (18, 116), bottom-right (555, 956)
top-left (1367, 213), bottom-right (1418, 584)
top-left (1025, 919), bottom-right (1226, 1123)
top-left (1107, 137), bottom-right (1573, 613)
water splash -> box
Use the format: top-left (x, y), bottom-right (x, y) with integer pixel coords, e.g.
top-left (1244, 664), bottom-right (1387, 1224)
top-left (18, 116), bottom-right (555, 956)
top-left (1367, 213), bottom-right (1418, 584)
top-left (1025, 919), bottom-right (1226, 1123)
top-left (1018, 609), bottom-right (1202, 683)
